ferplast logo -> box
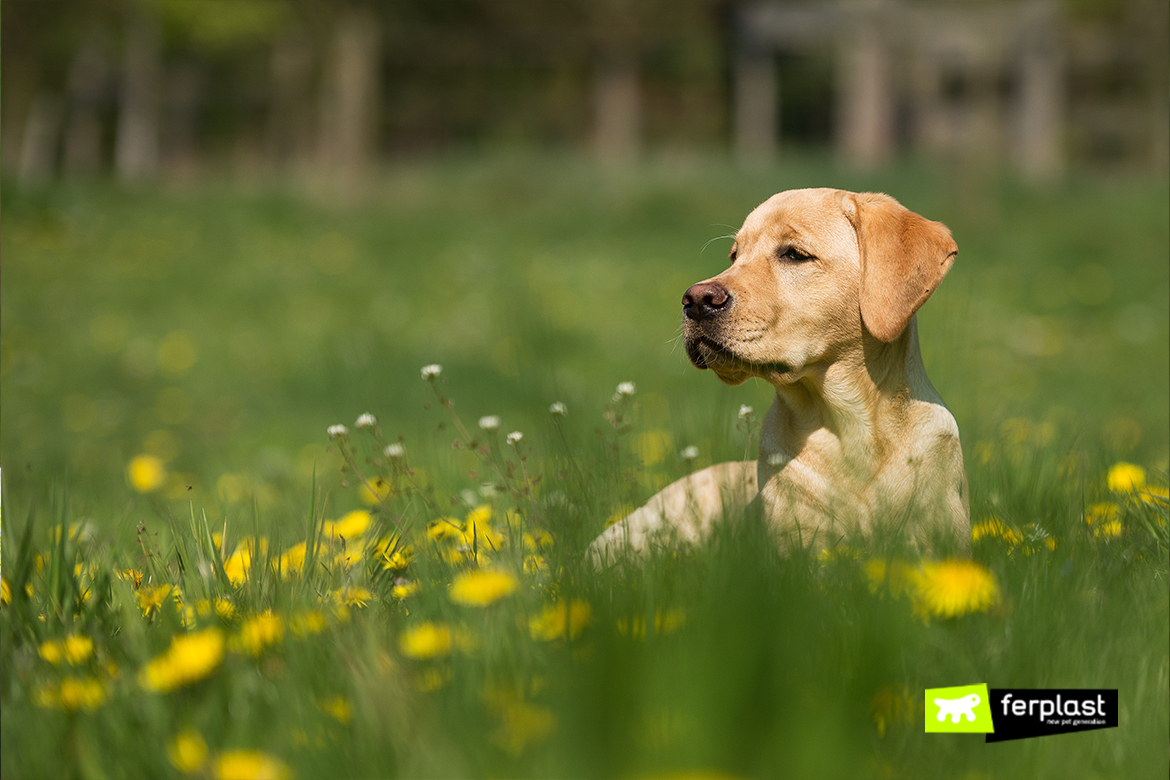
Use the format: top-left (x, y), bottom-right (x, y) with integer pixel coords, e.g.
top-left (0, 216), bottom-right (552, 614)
top-left (924, 685), bottom-right (1119, 741)
top-left (924, 684), bottom-right (994, 734)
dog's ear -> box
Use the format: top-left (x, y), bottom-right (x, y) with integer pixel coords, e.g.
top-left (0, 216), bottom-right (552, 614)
top-left (844, 192), bottom-right (958, 342)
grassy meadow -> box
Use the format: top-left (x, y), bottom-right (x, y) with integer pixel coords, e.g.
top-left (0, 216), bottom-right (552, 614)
top-left (1, 155), bottom-right (1168, 779)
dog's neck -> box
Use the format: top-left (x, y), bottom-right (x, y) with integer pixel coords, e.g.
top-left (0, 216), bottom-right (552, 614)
top-left (761, 317), bottom-right (936, 473)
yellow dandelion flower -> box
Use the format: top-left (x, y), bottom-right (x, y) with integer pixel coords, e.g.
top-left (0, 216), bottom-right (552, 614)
top-left (1085, 502), bottom-right (1123, 537)
top-left (46, 678), bottom-right (104, 710)
top-left (635, 429), bottom-right (672, 467)
top-left (484, 688), bottom-right (557, 757)
top-left (35, 676), bottom-right (107, 711)
top-left (529, 600), bottom-right (592, 641)
top-left (1142, 484), bottom-right (1169, 505)
top-left (63, 634), bottom-right (95, 664)
top-left (319, 696), bottom-right (352, 724)
top-left (278, 543), bottom-right (306, 577)
top-left (501, 508), bottom-right (526, 529)
top-left (1085, 501), bottom-right (1120, 525)
top-left (467, 505), bottom-right (493, 525)
top-left (139, 628), bottom-right (225, 692)
top-left (458, 519), bottom-right (504, 551)
top-left (864, 558), bottom-right (918, 597)
top-left (615, 609), bottom-right (687, 639)
top-left (39, 640), bottom-right (64, 665)
top-left (449, 569), bottom-right (518, 607)
top-left (400, 622), bottom-right (452, 659)
top-left (212, 750), bottom-right (291, 780)
top-left (168, 727), bottom-right (209, 773)
top-left (223, 546), bottom-right (252, 586)
top-left (378, 539), bottom-right (413, 571)
top-left (359, 478), bottom-right (392, 505)
top-left (427, 517), bottom-right (464, 542)
top-left (127, 454), bottom-right (167, 493)
top-left (655, 608), bottom-right (687, 634)
top-left (1108, 462), bottom-right (1146, 493)
top-left (334, 585), bottom-right (373, 608)
top-left (416, 666), bottom-right (451, 692)
top-left (1, 577), bottom-right (10, 606)
top-left (231, 611), bottom-right (284, 657)
top-left (391, 580), bottom-right (418, 599)
top-left (871, 685), bottom-right (914, 738)
top-left (496, 700), bottom-right (556, 756)
top-left (615, 616), bottom-right (646, 639)
top-left (523, 555), bottom-right (548, 575)
top-left (323, 509), bottom-right (371, 541)
top-left (117, 568), bottom-right (144, 588)
top-left (137, 584), bottom-right (174, 616)
top-left (332, 536), bottom-right (370, 569)
top-left (971, 516), bottom-right (1022, 546)
top-left (522, 529), bottom-right (553, 551)
top-left (817, 545), bottom-right (862, 565)
top-left (194, 597), bottom-right (236, 621)
top-left (290, 610), bottom-right (327, 636)
top-left (913, 559), bottom-right (1001, 619)
top-left (1093, 519), bottom-right (1123, 538)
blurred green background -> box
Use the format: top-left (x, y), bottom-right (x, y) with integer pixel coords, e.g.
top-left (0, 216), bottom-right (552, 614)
top-left (2, 157), bottom-right (1167, 525)
top-left (3, 0), bottom-right (1167, 524)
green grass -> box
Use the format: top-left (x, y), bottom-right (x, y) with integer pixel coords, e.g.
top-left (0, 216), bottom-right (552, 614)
top-left (1, 154), bottom-right (1168, 779)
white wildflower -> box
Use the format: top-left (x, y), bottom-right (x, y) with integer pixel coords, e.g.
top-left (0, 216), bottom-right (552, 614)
top-left (506, 431), bottom-right (523, 445)
top-left (738, 404), bottom-right (754, 419)
top-left (355, 413), bottom-right (377, 429)
top-left (327, 424), bottom-right (348, 438)
top-left (549, 401), bottom-right (567, 416)
top-left (478, 415), bottom-right (500, 431)
top-left (616, 381), bottom-right (636, 397)
top-left (420, 364), bottom-right (443, 379)
top-left (766, 452), bottom-right (787, 467)
top-left (679, 445), bottom-right (699, 461)
top-left (383, 443), bottom-right (405, 458)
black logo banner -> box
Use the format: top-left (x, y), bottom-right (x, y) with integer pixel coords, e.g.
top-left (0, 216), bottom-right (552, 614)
top-left (986, 689), bottom-right (1118, 743)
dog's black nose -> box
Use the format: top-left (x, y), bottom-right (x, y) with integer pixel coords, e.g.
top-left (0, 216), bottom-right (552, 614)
top-left (682, 282), bottom-right (731, 321)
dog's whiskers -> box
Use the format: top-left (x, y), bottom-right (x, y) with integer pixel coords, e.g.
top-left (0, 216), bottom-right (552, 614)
top-left (701, 232), bottom-right (737, 257)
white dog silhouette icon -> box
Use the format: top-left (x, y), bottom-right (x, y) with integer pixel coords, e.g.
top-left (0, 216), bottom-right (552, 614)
top-left (934, 693), bottom-right (981, 723)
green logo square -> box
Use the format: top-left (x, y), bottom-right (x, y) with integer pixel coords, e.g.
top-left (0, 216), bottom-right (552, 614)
top-left (925, 684), bottom-right (995, 733)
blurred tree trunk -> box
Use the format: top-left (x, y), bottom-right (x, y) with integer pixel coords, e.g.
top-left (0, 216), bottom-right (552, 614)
top-left (1014, 19), bottom-right (1063, 182)
top-left (115, 14), bottom-right (162, 183)
top-left (318, 7), bottom-right (380, 189)
top-left (162, 60), bottom-right (203, 178)
top-left (64, 34), bottom-right (110, 177)
top-left (1144, 0), bottom-right (1169, 172)
top-left (733, 50), bottom-right (776, 163)
top-left (837, 18), bottom-right (894, 169)
top-left (267, 33), bottom-right (315, 173)
top-left (593, 50), bottom-right (641, 163)
top-left (18, 93), bottom-right (62, 185)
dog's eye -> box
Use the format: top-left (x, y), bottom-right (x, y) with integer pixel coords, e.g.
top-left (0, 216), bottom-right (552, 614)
top-left (728, 243), bottom-right (738, 263)
top-left (777, 246), bottom-right (814, 263)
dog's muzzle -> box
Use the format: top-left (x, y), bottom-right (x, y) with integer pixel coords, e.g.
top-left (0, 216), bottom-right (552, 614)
top-left (682, 281), bottom-right (731, 322)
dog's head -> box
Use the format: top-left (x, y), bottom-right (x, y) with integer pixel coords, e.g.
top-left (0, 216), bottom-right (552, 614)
top-left (683, 188), bottom-right (957, 386)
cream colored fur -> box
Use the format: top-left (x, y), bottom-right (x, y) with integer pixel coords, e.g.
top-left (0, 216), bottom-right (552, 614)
top-left (589, 188), bottom-right (969, 565)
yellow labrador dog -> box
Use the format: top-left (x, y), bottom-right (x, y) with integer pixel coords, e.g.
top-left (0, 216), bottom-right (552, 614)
top-left (590, 188), bottom-right (968, 563)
